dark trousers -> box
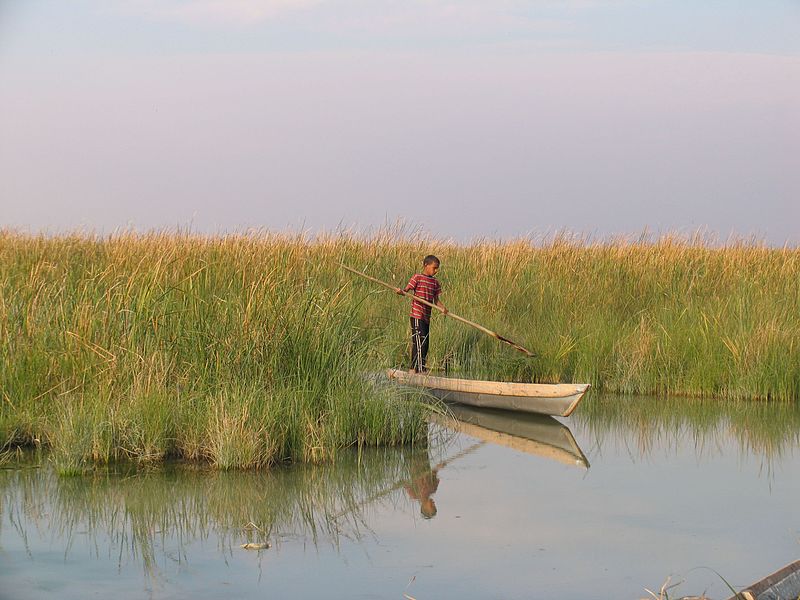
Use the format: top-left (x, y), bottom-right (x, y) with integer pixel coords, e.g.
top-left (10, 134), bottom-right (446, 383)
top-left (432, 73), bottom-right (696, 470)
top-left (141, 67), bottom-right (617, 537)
top-left (410, 318), bottom-right (430, 373)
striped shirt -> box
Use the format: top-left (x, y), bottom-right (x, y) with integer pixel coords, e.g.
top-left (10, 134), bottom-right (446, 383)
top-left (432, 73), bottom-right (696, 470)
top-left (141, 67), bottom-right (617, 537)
top-left (405, 273), bottom-right (442, 322)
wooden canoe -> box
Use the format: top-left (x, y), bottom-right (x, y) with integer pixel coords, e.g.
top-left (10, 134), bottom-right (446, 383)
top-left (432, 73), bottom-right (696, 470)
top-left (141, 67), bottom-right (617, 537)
top-left (724, 560), bottom-right (800, 600)
top-left (431, 404), bottom-right (589, 469)
top-left (386, 369), bottom-right (590, 417)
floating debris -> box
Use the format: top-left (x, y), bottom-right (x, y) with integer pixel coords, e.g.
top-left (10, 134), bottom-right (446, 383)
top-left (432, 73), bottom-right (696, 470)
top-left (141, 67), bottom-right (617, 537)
top-left (240, 542), bottom-right (271, 550)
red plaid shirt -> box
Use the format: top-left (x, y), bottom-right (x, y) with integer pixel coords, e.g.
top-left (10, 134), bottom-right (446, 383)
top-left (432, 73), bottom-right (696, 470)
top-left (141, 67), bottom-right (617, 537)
top-left (405, 273), bottom-right (442, 322)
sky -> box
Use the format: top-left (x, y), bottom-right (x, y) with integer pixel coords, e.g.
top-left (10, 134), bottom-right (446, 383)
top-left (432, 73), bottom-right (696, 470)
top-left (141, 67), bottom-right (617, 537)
top-left (0, 1), bottom-right (798, 244)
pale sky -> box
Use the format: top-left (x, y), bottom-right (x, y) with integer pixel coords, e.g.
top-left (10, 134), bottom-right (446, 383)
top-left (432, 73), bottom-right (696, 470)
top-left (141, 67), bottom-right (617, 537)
top-left (1, 1), bottom-right (798, 244)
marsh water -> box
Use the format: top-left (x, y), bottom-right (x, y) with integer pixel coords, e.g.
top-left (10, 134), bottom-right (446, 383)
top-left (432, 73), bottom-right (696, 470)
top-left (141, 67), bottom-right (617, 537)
top-left (2, 394), bottom-right (799, 600)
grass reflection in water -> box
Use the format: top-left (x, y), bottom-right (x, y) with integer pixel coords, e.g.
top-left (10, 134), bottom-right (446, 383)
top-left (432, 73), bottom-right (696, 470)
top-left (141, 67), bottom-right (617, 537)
top-left (3, 396), bottom-right (799, 593)
top-left (0, 442), bottom-right (446, 581)
top-left (573, 393), bottom-right (800, 468)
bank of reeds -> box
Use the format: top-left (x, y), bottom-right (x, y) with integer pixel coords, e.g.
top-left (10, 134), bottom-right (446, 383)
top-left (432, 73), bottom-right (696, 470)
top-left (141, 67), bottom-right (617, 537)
top-left (1, 230), bottom-right (798, 470)
top-left (0, 230), bottom-right (432, 472)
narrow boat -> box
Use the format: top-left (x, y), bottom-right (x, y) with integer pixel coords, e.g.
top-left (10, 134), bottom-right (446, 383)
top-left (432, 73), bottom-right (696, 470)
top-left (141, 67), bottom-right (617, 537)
top-left (431, 404), bottom-right (589, 469)
top-left (724, 560), bottom-right (800, 600)
top-left (386, 368), bottom-right (590, 417)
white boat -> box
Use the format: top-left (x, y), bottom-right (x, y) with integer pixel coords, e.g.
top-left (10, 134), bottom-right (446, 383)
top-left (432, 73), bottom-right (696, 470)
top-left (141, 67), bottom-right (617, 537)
top-left (386, 368), bottom-right (590, 417)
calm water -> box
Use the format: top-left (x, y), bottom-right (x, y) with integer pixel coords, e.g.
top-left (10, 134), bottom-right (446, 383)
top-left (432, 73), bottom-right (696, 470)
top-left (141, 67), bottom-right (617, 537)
top-left (1, 395), bottom-right (799, 600)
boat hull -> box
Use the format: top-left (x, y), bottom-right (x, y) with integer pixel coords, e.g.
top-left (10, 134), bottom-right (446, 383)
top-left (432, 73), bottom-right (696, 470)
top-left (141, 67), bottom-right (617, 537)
top-left (724, 560), bottom-right (800, 600)
top-left (386, 369), bottom-right (590, 417)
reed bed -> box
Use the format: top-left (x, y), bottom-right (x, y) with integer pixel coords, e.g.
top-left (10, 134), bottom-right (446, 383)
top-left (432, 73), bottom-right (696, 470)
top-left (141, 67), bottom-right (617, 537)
top-left (1, 229), bottom-right (798, 470)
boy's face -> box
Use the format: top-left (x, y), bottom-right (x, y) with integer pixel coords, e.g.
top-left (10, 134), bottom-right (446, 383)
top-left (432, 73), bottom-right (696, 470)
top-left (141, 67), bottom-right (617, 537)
top-left (423, 262), bottom-right (439, 276)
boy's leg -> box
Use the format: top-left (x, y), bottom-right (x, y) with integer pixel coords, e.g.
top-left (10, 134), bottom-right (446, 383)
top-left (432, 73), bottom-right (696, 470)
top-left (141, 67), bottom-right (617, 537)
top-left (410, 318), bottom-right (424, 372)
top-left (419, 319), bottom-right (430, 372)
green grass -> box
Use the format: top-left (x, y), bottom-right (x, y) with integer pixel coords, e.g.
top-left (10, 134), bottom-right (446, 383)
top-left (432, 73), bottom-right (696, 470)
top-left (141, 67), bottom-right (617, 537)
top-left (1, 229), bottom-right (798, 470)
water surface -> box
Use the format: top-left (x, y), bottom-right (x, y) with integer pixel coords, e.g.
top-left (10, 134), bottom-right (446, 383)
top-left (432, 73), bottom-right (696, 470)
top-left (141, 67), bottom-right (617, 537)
top-left (2, 394), bottom-right (799, 599)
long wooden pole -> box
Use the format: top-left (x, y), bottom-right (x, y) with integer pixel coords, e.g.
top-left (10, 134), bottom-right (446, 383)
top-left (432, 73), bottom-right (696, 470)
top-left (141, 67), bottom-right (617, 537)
top-left (341, 264), bottom-right (536, 357)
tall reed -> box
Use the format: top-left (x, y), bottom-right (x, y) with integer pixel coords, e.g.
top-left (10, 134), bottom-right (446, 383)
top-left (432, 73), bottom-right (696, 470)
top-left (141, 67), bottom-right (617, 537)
top-left (1, 229), bottom-right (797, 469)
top-left (0, 230), bottom-right (430, 471)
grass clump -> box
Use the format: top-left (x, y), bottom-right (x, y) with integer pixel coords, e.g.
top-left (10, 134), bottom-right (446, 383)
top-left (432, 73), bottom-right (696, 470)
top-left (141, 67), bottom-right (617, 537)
top-left (204, 389), bottom-right (274, 470)
top-left (0, 230), bottom-right (430, 471)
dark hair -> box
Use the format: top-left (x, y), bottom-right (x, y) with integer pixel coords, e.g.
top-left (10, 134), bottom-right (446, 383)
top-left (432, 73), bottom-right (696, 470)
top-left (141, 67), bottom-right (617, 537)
top-left (423, 255), bottom-right (440, 266)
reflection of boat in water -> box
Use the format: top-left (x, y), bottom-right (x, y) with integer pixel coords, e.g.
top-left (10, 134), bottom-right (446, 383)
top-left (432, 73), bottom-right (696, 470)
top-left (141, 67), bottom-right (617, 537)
top-left (386, 369), bottom-right (589, 416)
top-left (431, 404), bottom-right (590, 469)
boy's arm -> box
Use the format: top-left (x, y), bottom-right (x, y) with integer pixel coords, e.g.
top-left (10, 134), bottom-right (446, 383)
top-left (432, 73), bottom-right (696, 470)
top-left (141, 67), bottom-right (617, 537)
top-left (435, 281), bottom-right (447, 314)
top-left (396, 275), bottom-right (416, 295)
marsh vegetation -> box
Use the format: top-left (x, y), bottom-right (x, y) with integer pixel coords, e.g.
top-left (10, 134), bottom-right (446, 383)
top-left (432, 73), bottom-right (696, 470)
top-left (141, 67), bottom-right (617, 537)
top-left (1, 230), bottom-right (798, 471)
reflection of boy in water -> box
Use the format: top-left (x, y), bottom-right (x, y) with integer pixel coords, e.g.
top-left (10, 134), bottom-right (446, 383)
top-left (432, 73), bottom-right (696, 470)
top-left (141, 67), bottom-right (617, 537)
top-left (404, 453), bottom-right (440, 519)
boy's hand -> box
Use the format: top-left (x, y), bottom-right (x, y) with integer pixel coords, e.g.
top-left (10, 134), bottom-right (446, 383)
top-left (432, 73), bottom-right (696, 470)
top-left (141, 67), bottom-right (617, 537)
top-left (396, 288), bottom-right (405, 295)
top-left (442, 307), bottom-right (449, 316)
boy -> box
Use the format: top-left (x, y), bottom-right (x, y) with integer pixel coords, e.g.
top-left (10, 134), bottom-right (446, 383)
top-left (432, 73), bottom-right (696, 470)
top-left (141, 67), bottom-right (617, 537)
top-left (396, 255), bottom-right (448, 373)
top-left (404, 449), bottom-right (440, 519)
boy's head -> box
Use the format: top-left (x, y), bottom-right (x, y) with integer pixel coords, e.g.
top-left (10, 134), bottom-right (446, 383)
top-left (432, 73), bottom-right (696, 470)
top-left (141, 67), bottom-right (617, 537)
top-left (420, 498), bottom-right (437, 519)
top-left (422, 255), bottom-right (440, 276)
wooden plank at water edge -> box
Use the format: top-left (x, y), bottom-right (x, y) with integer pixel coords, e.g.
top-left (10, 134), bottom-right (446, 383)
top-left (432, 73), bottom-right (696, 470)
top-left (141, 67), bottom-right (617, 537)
top-left (724, 560), bottom-right (800, 600)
